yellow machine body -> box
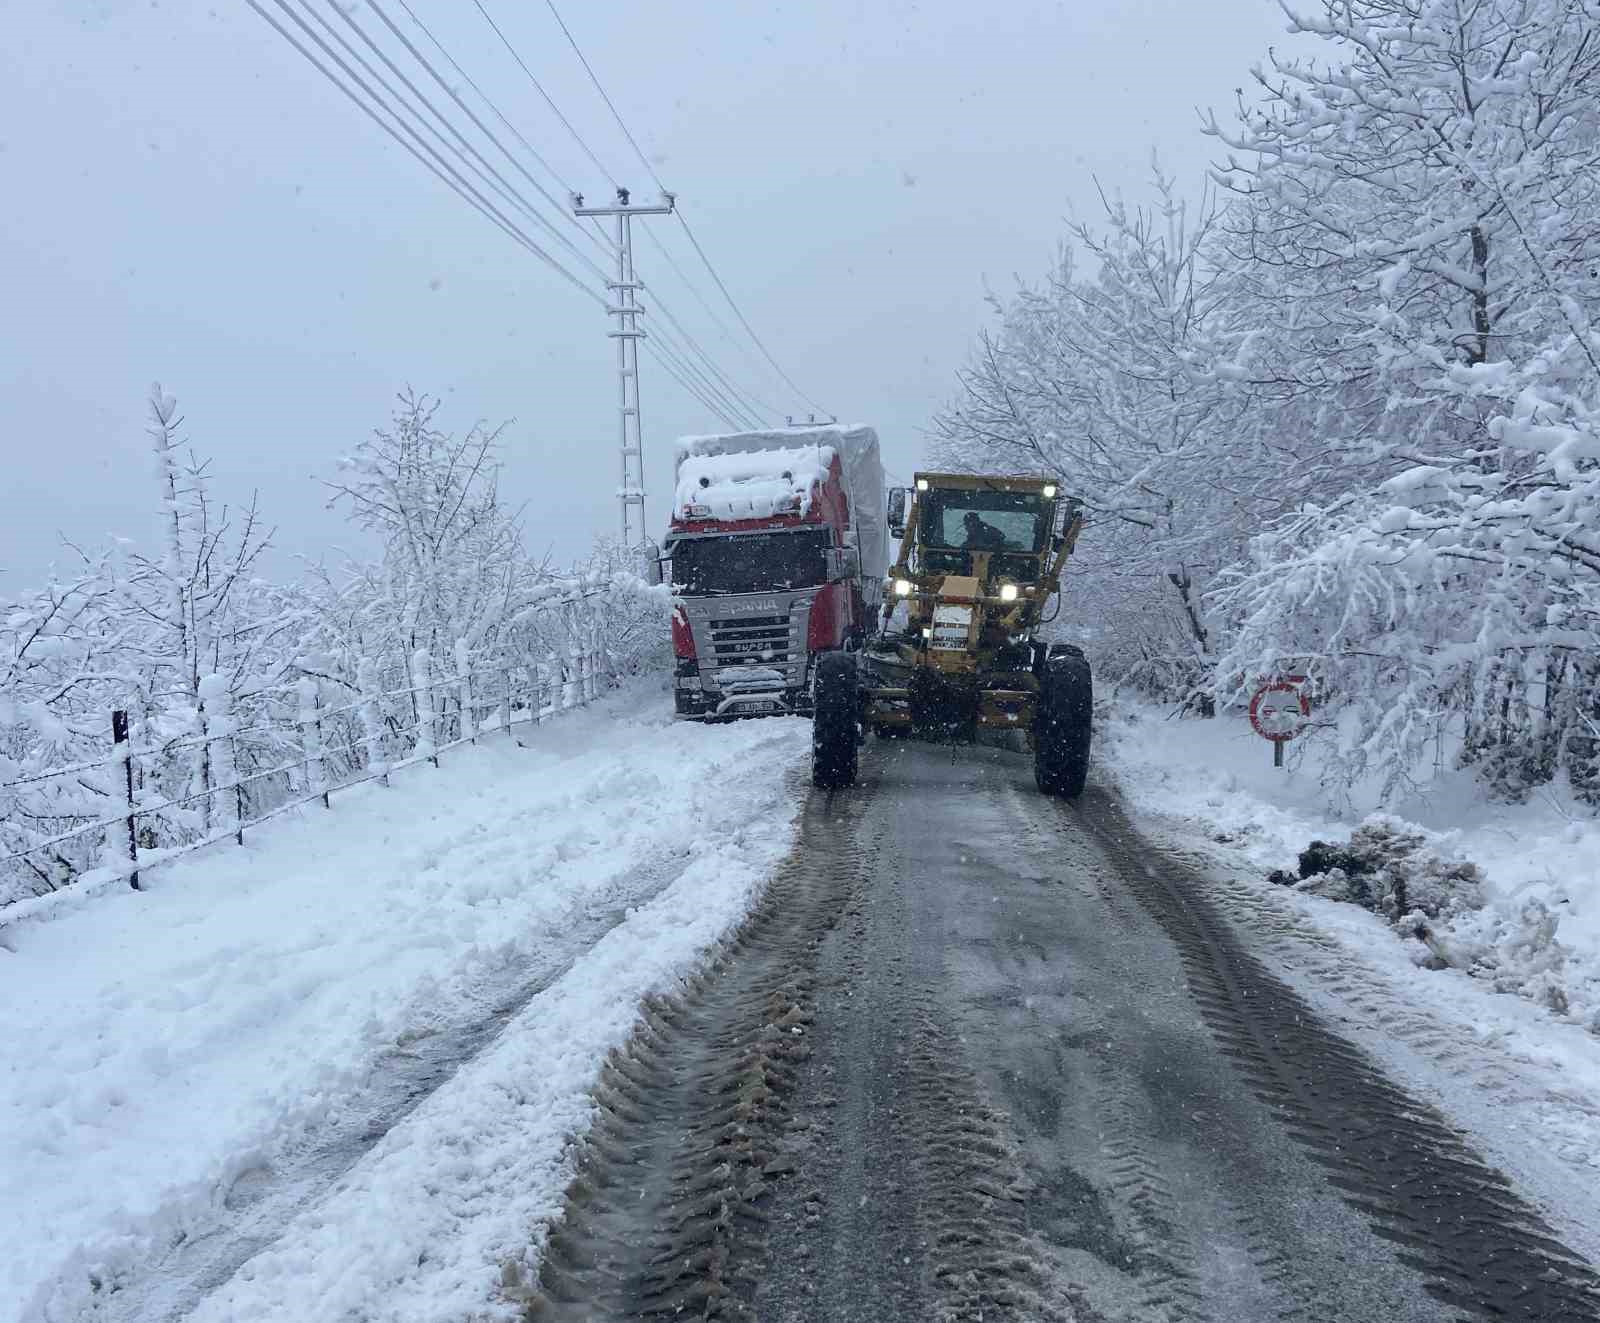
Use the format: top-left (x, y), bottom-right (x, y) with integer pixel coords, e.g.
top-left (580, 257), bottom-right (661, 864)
top-left (863, 472), bottom-right (1083, 737)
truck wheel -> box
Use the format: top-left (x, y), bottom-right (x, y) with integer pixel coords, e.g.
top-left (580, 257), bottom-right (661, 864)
top-left (812, 652), bottom-right (860, 789)
top-left (1035, 652), bottom-right (1092, 798)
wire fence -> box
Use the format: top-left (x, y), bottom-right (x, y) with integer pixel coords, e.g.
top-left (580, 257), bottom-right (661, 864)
top-left (0, 646), bottom-right (608, 929)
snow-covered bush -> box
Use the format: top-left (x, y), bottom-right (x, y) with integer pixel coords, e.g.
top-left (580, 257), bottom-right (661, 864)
top-left (0, 388), bottom-right (671, 909)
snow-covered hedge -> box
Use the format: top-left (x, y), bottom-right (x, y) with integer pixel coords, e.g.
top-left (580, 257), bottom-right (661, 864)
top-left (1, 389), bottom-right (671, 911)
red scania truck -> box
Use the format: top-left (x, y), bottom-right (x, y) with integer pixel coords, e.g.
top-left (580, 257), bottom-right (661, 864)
top-left (662, 425), bottom-right (886, 719)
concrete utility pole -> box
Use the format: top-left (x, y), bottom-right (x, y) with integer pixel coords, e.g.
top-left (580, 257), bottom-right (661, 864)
top-left (573, 187), bottom-right (675, 550)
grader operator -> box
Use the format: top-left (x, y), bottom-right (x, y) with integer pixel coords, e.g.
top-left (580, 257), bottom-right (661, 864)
top-left (810, 473), bottom-right (1092, 797)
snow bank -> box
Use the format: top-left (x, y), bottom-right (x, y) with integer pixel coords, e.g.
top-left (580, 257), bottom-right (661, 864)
top-left (0, 687), bottom-right (810, 1323)
top-left (1098, 700), bottom-right (1600, 1257)
top-left (1099, 702), bottom-right (1600, 1032)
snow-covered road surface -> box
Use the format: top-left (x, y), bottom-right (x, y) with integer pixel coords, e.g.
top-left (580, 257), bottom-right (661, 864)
top-left (0, 692), bottom-right (810, 1323)
top-left (526, 737), bottom-right (1600, 1322)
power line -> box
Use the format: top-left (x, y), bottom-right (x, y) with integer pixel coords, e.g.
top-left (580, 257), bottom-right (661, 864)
top-left (246, 0), bottom-right (605, 308)
top-left (462, 0), bottom-right (778, 423)
top-left (647, 291), bottom-right (778, 425)
top-left (360, 0), bottom-right (613, 278)
top-left (639, 227), bottom-right (791, 415)
top-left (304, 0), bottom-right (612, 288)
top-left (542, 0), bottom-right (663, 193)
top-left (647, 317), bottom-right (765, 429)
top-left (392, 0), bottom-right (578, 197)
top-left (470, 0), bottom-right (619, 188)
top-left (541, 0), bottom-right (831, 419)
top-left (645, 338), bottom-right (752, 431)
top-left (674, 210), bottom-right (832, 419)
top-left (254, 0), bottom-right (790, 435)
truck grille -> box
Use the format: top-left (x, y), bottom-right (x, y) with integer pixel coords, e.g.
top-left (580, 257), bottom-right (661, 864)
top-left (708, 615), bottom-right (793, 666)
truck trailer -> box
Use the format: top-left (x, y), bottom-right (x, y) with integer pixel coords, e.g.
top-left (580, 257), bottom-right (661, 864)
top-left (662, 425), bottom-right (887, 720)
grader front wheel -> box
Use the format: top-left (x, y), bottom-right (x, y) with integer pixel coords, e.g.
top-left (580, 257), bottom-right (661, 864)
top-left (812, 651), bottom-right (860, 789)
top-left (1035, 651), bottom-right (1092, 798)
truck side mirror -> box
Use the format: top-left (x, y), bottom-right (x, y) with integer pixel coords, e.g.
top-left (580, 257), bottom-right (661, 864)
top-left (887, 487), bottom-right (907, 538)
top-left (824, 547), bottom-right (859, 581)
top-left (647, 555), bottom-right (668, 587)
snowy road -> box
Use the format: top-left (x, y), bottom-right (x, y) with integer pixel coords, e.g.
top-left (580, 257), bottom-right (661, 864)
top-left (529, 738), bottom-right (1600, 1322)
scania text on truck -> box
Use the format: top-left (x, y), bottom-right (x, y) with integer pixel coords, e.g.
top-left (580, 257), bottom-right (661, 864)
top-left (660, 425), bottom-right (887, 719)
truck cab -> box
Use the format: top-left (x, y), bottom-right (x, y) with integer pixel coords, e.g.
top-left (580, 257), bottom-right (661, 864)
top-left (663, 426), bottom-right (884, 720)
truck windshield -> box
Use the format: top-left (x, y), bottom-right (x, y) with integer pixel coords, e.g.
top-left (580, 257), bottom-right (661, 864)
top-left (671, 530), bottom-right (829, 596)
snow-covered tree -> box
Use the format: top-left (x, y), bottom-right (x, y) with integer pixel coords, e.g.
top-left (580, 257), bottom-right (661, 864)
top-left (1206, 0), bottom-right (1600, 799)
top-left (931, 168), bottom-right (1279, 698)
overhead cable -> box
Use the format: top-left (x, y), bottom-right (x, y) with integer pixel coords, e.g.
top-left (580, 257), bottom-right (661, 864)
top-left (247, 0), bottom-right (605, 306)
top-left (541, 0), bottom-right (831, 418)
top-left (393, 0), bottom-right (578, 197)
top-left (470, 0), bottom-right (619, 188)
top-left (303, 0), bottom-right (611, 287)
top-left (359, 0), bottom-right (614, 278)
top-left (673, 210), bottom-right (832, 419)
top-left (542, 0), bottom-right (664, 193)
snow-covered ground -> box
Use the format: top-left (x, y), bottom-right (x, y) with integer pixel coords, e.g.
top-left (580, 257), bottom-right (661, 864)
top-left (0, 687), bottom-right (810, 1323)
top-left (1099, 701), bottom-right (1600, 1259)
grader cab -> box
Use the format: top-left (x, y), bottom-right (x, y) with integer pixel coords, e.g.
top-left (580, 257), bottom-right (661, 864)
top-left (811, 473), bottom-right (1092, 796)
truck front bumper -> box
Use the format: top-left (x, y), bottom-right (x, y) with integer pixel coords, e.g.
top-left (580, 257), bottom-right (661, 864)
top-left (675, 667), bottom-right (813, 720)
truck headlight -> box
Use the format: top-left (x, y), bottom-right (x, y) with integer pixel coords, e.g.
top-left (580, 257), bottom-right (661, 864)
top-left (894, 578), bottom-right (913, 597)
top-left (916, 478), bottom-right (929, 491)
top-left (1042, 483), bottom-right (1058, 499)
top-left (999, 583), bottom-right (1019, 602)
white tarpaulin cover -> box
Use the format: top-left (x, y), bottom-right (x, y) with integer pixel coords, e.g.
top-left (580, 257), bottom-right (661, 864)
top-left (673, 425), bottom-right (887, 589)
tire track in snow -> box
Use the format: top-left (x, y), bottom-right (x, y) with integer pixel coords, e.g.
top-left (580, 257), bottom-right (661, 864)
top-left (79, 847), bottom-right (705, 1323)
top-left (1071, 787), bottom-right (1600, 1323)
top-left (524, 780), bottom-right (868, 1320)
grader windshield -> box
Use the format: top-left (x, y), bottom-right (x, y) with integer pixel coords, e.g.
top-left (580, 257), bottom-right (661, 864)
top-left (920, 488), bottom-right (1050, 554)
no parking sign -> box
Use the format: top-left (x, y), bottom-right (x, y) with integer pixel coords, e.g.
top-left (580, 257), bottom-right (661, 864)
top-left (1249, 676), bottom-right (1310, 766)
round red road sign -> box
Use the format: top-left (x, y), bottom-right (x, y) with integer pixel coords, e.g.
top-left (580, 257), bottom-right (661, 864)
top-left (1249, 680), bottom-right (1310, 742)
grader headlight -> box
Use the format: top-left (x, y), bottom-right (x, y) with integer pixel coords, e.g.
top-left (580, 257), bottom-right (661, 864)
top-left (1042, 483), bottom-right (1058, 499)
top-left (894, 578), bottom-right (914, 597)
top-left (999, 583), bottom-right (1019, 603)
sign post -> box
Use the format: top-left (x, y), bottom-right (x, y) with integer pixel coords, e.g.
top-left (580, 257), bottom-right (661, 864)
top-left (1248, 676), bottom-right (1310, 767)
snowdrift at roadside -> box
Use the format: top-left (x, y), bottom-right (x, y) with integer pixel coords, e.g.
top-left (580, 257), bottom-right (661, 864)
top-left (0, 689), bottom-right (810, 1323)
top-left (1100, 703), bottom-right (1600, 1033)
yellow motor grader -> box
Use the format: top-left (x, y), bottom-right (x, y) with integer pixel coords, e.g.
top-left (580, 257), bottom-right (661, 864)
top-left (811, 472), bottom-right (1092, 796)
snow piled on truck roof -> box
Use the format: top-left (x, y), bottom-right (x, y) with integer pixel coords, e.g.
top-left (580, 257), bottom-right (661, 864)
top-left (674, 445), bottom-right (836, 521)
top-left (672, 425), bottom-right (888, 585)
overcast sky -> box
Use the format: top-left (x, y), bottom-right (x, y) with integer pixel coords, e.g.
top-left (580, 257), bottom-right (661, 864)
top-left (3, 0), bottom-right (1294, 585)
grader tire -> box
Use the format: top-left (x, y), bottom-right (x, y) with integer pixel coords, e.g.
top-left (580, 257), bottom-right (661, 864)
top-left (1035, 652), bottom-right (1092, 798)
top-left (812, 652), bottom-right (860, 789)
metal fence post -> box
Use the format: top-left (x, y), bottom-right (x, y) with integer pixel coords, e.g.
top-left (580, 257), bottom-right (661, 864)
top-left (501, 667), bottom-right (512, 738)
top-left (111, 710), bottom-right (140, 891)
